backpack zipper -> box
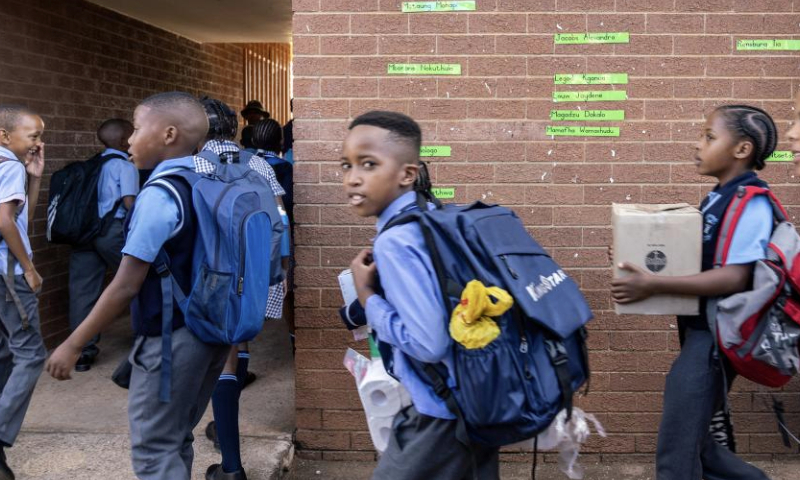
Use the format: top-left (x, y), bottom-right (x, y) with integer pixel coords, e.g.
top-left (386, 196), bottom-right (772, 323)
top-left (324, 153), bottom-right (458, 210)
top-left (238, 208), bottom-right (265, 295)
top-left (500, 255), bottom-right (519, 279)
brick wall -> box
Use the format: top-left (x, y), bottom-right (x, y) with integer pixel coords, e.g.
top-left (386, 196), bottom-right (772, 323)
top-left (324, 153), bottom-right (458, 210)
top-left (292, 0), bottom-right (800, 461)
top-left (0, 0), bottom-right (243, 345)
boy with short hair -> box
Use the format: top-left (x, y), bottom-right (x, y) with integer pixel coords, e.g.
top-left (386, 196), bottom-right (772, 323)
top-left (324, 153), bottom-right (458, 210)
top-left (0, 104), bottom-right (46, 480)
top-left (69, 118), bottom-right (138, 372)
top-left (46, 92), bottom-right (229, 480)
top-left (342, 111), bottom-right (500, 479)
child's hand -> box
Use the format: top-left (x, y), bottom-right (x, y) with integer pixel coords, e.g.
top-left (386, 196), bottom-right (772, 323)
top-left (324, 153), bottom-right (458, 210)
top-left (351, 248), bottom-right (377, 307)
top-left (610, 262), bottom-right (655, 304)
top-left (45, 341), bottom-right (82, 380)
top-left (24, 267), bottom-right (42, 293)
top-left (25, 143), bottom-right (44, 178)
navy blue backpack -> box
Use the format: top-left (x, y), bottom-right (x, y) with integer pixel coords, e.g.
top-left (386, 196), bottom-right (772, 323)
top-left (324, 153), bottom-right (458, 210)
top-left (381, 192), bottom-right (593, 447)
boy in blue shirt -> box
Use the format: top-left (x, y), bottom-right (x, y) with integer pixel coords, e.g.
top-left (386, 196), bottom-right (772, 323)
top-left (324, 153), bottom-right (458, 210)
top-left (69, 118), bottom-right (138, 372)
top-left (342, 111), bottom-right (499, 480)
top-left (0, 104), bottom-right (46, 480)
top-left (46, 92), bottom-right (229, 480)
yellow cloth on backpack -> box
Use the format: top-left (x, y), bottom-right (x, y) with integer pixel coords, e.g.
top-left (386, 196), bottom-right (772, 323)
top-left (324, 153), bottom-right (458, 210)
top-left (449, 280), bottom-right (513, 349)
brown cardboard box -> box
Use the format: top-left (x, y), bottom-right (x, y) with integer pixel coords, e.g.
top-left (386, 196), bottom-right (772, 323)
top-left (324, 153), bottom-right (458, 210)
top-left (613, 203), bottom-right (702, 315)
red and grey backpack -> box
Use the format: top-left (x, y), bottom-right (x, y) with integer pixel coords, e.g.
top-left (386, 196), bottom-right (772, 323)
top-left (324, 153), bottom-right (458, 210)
top-left (709, 186), bottom-right (800, 388)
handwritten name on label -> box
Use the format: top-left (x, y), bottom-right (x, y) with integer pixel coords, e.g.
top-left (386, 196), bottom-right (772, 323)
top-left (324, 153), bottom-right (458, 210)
top-left (420, 146), bottom-right (452, 157)
top-left (550, 110), bottom-right (625, 121)
top-left (554, 73), bottom-right (628, 85)
top-left (388, 63), bottom-right (462, 75)
top-left (554, 32), bottom-right (630, 44)
top-left (767, 151), bottom-right (795, 162)
top-left (546, 125), bottom-right (621, 137)
top-left (553, 91), bottom-right (627, 102)
top-left (736, 39), bottom-right (800, 51)
top-left (432, 187), bottom-right (456, 199)
top-left (402, 1), bottom-right (476, 12)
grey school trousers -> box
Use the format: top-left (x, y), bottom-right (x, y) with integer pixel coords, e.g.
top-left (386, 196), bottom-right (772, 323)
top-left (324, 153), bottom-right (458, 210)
top-left (0, 275), bottom-right (46, 447)
top-left (128, 326), bottom-right (227, 480)
top-left (68, 218), bottom-right (125, 354)
top-left (656, 327), bottom-right (770, 480)
top-left (372, 405), bottom-right (500, 480)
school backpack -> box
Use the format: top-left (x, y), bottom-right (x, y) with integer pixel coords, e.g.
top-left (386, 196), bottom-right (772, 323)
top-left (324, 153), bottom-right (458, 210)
top-left (46, 152), bottom-right (126, 245)
top-left (709, 186), bottom-right (800, 388)
top-left (380, 192), bottom-right (592, 447)
top-left (146, 156), bottom-right (283, 401)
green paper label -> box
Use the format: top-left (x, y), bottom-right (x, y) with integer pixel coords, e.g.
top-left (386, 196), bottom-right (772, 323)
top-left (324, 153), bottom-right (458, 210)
top-left (388, 63), bottom-right (462, 75)
top-left (432, 187), bottom-right (456, 199)
top-left (546, 125), bottom-right (620, 137)
top-left (554, 73), bottom-right (628, 85)
top-left (553, 91), bottom-right (627, 102)
top-left (550, 110), bottom-right (625, 121)
top-left (420, 146), bottom-right (452, 157)
top-left (402, 1), bottom-right (477, 12)
top-left (736, 39), bottom-right (800, 51)
top-left (767, 151), bottom-right (794, 162)
top-left (554, 32), bottom-right (630, 44)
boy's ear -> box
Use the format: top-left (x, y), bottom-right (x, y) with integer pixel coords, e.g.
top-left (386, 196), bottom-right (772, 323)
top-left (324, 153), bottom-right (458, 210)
top-left (163, 125), bottom-right (179, 146)
top-left (733, 139), bottom-right (754, 160)
top-left (400, 162), bottom-right (419, 187)
top-left (0, 128), bottom-right (10, 146)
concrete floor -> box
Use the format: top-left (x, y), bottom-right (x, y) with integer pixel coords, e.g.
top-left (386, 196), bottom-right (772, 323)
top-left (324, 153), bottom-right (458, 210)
top-left (8, 317), bottom-right (295, 480)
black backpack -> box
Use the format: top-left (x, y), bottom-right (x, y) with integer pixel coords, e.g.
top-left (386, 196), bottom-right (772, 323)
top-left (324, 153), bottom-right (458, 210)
top-left (47, 152), bottom-right (125, 245)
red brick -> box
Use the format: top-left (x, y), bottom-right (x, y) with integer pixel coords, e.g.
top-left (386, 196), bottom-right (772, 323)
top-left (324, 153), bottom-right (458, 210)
top-left (617, 0), bottom-right (673, 11)
top-left (469, 13), bottom-right (527, 33)
top-left (293, 14), bottom-right (349, 34)
top-left (320, 36), bottom-right (377, 55)
top-left (498, 0), bottom-right (556, 10)
top-left (351, 14), bottom-right (408, 34)
top-left (527, 13), bottom-right (586, 33)
top-left (733, 79), bottom-right (793, 100)
top-left (321, 0), bottom-right (379, 11)
top-left (379, 78), bottom-right (437, 98)
top-left (587, 13), bottom-right (646, 33)
top-left (707, 14), bottom-right (800, 34)
top-left (437, 35), bottom-right (496, 54)
top-left (495, 35), bottom-right (553, 55)
top-left (410, 13), bottom-right (467, 34)
top-left (557, 0), bottom-right (614, 10)
top-left (675, 0), bottom-right (733, 11)
top-left (646, 14), bottom-right (704, 33)
top-left (378, 35), bottom-right (435, 54)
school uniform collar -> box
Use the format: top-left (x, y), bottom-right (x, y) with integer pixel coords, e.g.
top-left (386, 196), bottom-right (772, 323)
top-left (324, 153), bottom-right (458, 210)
top-left (0, 146), bottom-right (19, 161)
top-left (101, 148), bottom-right (129, 160)
top-left (150, 156), bottom-right (195, 178)
top-left (376, 190), bottom-right (417, 232)
top-left (202, 139), bottom-right (239, 156)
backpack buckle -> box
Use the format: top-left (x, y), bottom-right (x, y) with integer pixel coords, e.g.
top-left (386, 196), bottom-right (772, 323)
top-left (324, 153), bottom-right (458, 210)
top-left (155, 263), bottom-right (171, 278)
top-left (544, 339), bottom-right (568, 366)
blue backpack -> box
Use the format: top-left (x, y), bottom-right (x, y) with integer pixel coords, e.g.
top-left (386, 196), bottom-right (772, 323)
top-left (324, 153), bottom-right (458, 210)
top-left (381, 193), bottom-right (593, 447)
top-left (146, 156), bottom-right (283, 401)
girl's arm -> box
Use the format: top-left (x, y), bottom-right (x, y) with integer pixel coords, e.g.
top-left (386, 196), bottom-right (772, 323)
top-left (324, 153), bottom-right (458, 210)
top-left (611, 262), bottom-right (753, 304)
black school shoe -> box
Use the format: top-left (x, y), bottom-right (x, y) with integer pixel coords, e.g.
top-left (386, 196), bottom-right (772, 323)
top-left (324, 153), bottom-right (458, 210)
top-left (241, 372), bottom-right (256, 389)
top-left (75, 348), bottom-right (99, 373)
top-left (205, 421), bottom-right (220, 451)
top-left (206, 464), bottom-right (247, 480)
top-left (0, 448), bottom-right (15, 480)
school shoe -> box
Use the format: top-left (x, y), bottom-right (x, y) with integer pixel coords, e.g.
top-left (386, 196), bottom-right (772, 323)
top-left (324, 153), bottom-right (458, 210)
top-left (242, 371), bottom-right (256, 389)
top-left (0, 448), bottom-right (14, 480)
top-left (205, 464), bottom-right (247, 480)
top-left (205, 421), bottom-right (220, 451)
top-left (74, 353), bottom-right (94, 372)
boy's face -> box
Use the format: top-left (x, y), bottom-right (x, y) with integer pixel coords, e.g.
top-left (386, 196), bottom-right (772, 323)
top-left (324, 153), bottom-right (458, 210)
top-left (0, 114), bottom-right (44, 160)
top-left (129, 106), bottom-right (166, 169)
top-left (788, 94), bottom-right (800, 175)
top-left (694, 111), bottom-right (746, 178)
top-left (340, 125), bottom-right (418, 218)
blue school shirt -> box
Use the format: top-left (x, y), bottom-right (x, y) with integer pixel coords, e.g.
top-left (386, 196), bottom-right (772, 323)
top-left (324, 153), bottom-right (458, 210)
top-left (97, 148), bottom-right (139, 219)
top-left (0, 146), bottom-right (31, 276)
top-left (365, 191), bottom-right (456, 420)
top-left (701, 191), bottom-right (772, 265)
top-left (121, 156), bottom-right (194, 263)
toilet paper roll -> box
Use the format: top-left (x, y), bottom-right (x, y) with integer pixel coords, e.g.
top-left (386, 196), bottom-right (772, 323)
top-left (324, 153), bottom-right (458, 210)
top-left (358, 359), bottom-right (412, 418)
top-left (365, 414), bottom-right (394, 453)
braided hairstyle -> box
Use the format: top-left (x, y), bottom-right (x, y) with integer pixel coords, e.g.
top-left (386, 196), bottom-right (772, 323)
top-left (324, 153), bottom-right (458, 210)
top-left (251, 119), bottom-right (283, 153)
top-left (200, 96), bottom-right (238, 141)
top-left (713, 105), bottom-right (778, 170)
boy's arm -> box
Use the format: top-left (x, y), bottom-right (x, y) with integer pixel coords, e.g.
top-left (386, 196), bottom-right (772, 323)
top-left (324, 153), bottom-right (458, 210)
top-left (46, 256), bottom-right (150, 379)
top-left (0, 202), bottom-right (41, 291)
top-left (611, 263), bottom-right (752, 304)
top-left (25, 144), bottom-right (44, 224)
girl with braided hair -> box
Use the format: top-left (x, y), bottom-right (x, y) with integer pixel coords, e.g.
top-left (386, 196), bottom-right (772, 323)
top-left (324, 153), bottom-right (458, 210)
top-left (612, 105), bottom-right (777, 480)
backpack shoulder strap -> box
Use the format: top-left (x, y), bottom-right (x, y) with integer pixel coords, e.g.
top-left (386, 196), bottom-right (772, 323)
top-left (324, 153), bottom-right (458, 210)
top-left (713, 186), bottom-right (785, 267)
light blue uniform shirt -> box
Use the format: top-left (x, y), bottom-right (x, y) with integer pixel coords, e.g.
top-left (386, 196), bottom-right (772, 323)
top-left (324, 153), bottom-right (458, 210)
top-left (366, 191), bottom-right (456, 420)
top-left (0, 146), bottom-right (31, 276)
top-left (702, 191), bottom-right (773, 264)
top-left (97, 148), bottom-right (139, 219)
top-left (121, 157), bottom-right (194, 263)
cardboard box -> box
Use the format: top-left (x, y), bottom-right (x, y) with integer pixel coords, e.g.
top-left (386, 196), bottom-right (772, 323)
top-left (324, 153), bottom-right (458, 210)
top-left (612, 203), bottom-right (702, 315)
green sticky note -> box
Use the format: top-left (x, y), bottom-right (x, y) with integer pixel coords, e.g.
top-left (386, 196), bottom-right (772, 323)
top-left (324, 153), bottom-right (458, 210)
top-left (388, 63), bottom-right (462, 75)
top-left (736, 39), bottom-right (800, 51)
top-left (767, 151), bottom-right (794, 162)
top-left (554, 32), bottom-right (630, 44)
top-left (420, 146), bottom-right (452, 157)
top-left (554, 73), bottom-right (628, 85)
top-left (546, 125), bottom-right (620, 137)
top-left (550, 110), bottom-right (625, 121)
top-left (553, 91), bottom-right (627, 102)
top-left (402, 1), bottom-right (477, 12)
top-left (432, 187), bottom-right (456, 199)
